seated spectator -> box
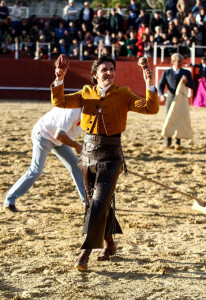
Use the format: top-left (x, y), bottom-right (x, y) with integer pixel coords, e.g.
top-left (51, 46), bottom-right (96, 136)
top-left (150, 11), bottom-right (165, 34)
top-left (135, 9), bottom-right (150, 30)
top-left (115, 31), bottom-right (127, 57)
top-left (164, 10), bottom-right (175, 30)
top-left (79, 1), bottom-right (94, 32)
top-left (136, 21), bottom-right (148, 41)
top-left (197, 56), bottom-right (206, 77)
top-left (127, 0), bottom-right (140, 28)
top-left (154, 26), bottom-right (164, 44)
top-left (69, 38), bottom-right (79, 56)
top-left (167, 35), bottom-right (180, 56)
top-left (183, 11), bottom-right (196, 26)
top-left (167, 20), bottom-right (179, 40)
top-left (49, 14), bottom-right (60, 30)
top-left (192, 0), bottom-right (205, 17)
top-left (83, 49), bottom-right (91, 60)
top-left (92, 9), bottom-right (107, 34)
top-left (68, 21), bottom-right (78, 39)
top-left (126, 30), bottom-right (137, 57)
top-left (195, 5), bottom-right (206, 43)
top-left (47, 29), bottom-right (59, 47)
top-left (191, 25), bottom-right (203, 56)
top-left (108, 8), bottom-right (124, 34)
top-left (94, 30), bottom-right (104, 47)
top-left (78, 22), bottom-right (87, 40)
top-left (0, 1), bottom-right (9, 25)
top-left (59, 38), bottom-right (68, 54)
top-left (51, 46), bottom-right (60, 58)
top-left (63, 29), bottom-right (73, 47)
top-left (179, 33), bottom-right (191, 57)
top-left (55, 22), bottom-right (66, 40)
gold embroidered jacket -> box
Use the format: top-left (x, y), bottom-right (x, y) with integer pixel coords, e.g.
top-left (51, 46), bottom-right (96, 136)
top-left (51, 83), bottom-right (159, 136)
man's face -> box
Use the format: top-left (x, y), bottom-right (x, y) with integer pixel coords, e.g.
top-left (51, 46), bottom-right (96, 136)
top-left (94, 62), bottom-right (115, 88)
top-left (173, 59), bottom-right (183, 70)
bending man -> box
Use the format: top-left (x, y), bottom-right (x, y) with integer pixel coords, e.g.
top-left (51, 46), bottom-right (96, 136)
top-left (3, 107), bottom-right (85, 212)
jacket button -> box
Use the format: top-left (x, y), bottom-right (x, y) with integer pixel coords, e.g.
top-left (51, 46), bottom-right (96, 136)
top-left (89, 120), bottom-right (92, 124)
top-left (86, 128), bottom-right (89, 131)
top-left (96, 105), bottom-right (99, 108)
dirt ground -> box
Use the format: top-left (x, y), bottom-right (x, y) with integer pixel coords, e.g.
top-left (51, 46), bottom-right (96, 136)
top-left (0, 100), bottom-right (206, 300)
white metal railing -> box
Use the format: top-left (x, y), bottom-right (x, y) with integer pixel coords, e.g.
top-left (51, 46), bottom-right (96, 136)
top-left (153, 42), bottom-right (206, 66)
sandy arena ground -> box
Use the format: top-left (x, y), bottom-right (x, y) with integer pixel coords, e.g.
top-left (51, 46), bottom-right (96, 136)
top-left (0, 100), bottom-right (206, 300)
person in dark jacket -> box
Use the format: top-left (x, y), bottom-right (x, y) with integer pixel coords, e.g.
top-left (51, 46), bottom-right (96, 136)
top-left (79, 1), bottom-right (94, 32)
top-left (158, 53), bottom-right (195, 150)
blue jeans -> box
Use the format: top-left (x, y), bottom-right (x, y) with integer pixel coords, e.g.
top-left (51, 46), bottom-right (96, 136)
top-left (4, 131), bottom-right (85, 206)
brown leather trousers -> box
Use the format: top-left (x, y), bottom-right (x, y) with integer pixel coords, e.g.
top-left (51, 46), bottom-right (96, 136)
top-left (78, 134), bottom-right (123, 249)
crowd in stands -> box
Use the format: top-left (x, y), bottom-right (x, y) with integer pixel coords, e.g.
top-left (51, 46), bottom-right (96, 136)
top-left (1, 0), bottom-right (206, 60)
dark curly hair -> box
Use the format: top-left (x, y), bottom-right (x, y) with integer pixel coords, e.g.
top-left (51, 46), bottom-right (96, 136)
top-left (91, 56), bottom-right (116, 85)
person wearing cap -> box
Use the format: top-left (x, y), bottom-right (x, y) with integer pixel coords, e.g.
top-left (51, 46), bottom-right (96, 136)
top-left (158, 53), bottom-right (195, 150)
top-left (63, 0), bottom-right (78, 26)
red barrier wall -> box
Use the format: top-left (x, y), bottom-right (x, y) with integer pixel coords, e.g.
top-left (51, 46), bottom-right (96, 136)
top-left (0, 58), bottom-right (148, 100)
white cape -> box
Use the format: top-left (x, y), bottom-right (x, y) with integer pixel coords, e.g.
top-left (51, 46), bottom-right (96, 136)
top-left (161, 81), bottom-right (193, 139)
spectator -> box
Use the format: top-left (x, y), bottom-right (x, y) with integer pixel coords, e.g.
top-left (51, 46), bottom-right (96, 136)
top-left (93, 29), bottom-right (104, 47)
top-left (108, 8), bottom-right (124, 34)
top-left (115, 31), bottom-right (127, 56)
top-left (10, 0), bottom-right (22, 33)
top-left (63, 0), bottom-right (79, 26)
top-left (69, 38), bottom-right (79, 56)
top-left (68, 21), bottom-right (78, 39)
top-left (126, 30), bottom-right (137, 57)
top-left (136, 21), bottom-right (148, 41)
top-left (0, 1), bottom-right (9, 25)
top-left (197, 56), bottom-right (206, 77)
top-left (164, 10), bottom-right (175, 30)
top-left (167, 21), bottom-right (180, 41)
top-left (63, 29), bottom-right (73, 47)
top-left (59, 38), bottom-right (68, 54)
top-left (167, 36), bottom-right (180, 56)
top-left (115, 3), bottom-right (125, 18)
top-left (92, 9), bottom-right (107, 34)
top-left (135, 33), bottom-right (147, 57)
top-left (51, 46), bottom-right (60, 58)
top-left (93, 3), bottom-right (105, 18)
top-left (165, 0), bottom-right (178, 17)
top-left (55, 22), bottom-right (66, 40)
top-left (195, 5), bottom-right (206, 43)
top-left (150, 11), bottom-right (165, 34)
top-left (79, 1), bottom-right (94, 32)
top-left (78, 22), bottom-right (88, 40)
top-left (183, 11), bottom-right (196, 26)
top-left (191, 25), bottom-right (203, 56)
top-left (49, 14), bottom-right (60, 29)
top-left (192, 0), bottom-right (205, 17)
top-left (127, 0), bottom-right (140, 28)
top-left (176, 0), bottom-right (193, 15)
top-left (135, 9), bottom-right (150, 30)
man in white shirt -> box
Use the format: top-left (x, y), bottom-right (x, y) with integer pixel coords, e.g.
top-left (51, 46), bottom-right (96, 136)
top-left (3, 107), bottom-right (85, 212)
